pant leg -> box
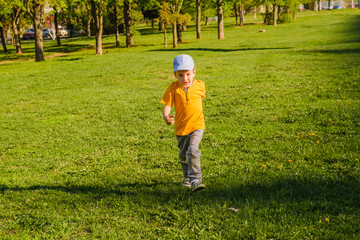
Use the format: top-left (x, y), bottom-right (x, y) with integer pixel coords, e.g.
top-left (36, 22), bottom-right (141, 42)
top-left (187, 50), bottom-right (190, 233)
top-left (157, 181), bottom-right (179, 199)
top-left (176, 134), bottom-right (190, 178)
top-left (186, 129), bottom-right (204, 184)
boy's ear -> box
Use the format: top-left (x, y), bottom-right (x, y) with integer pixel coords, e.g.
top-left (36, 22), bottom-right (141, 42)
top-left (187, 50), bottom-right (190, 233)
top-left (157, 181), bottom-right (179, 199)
top-left (174, 72), bottom-right (177, 78)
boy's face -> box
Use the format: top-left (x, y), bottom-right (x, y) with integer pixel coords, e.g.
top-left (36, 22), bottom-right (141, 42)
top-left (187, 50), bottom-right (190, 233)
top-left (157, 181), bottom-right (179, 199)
top-left (174, 69), bottom-right (196, 88)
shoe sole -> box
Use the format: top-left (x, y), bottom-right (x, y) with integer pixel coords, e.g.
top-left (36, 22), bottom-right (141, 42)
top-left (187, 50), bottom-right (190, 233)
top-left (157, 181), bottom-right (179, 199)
top-left (192, 185), bottom-right (205, 192)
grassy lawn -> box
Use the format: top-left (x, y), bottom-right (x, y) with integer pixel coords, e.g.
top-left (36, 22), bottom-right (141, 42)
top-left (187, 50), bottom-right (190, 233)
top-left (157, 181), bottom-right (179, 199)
top-left (0, 9), bottom-right (359, 239)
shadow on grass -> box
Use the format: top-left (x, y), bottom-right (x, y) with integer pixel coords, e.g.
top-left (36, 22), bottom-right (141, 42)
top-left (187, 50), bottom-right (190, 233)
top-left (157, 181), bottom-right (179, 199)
top-left (0, 182), bottom-right (175, 197)
top-left (57, 57), bottom-right (85, 61)
top-left (0, 43), bottom-right (92, 62)
top-left (149, 47), bottom-right (292, 52)
top-left (1, 174), bottom-right (359, 212)
top-left (43, 43), bottom-right (92, 53)
top-left (347, 13), bottom-right (360, 38)
top-left (305, 47), bottom-right (360, 54)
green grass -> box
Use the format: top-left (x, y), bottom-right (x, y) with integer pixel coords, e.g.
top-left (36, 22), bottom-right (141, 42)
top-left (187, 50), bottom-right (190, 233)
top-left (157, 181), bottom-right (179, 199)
top-left (1, 9), bottom-right (360, 239)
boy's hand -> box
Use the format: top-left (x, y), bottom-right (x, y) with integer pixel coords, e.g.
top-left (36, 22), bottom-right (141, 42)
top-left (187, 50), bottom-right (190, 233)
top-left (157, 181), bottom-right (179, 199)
top-left (164, 115), bottom-right (175, 125)
top-left (163, 105), bottom-right (174, 125)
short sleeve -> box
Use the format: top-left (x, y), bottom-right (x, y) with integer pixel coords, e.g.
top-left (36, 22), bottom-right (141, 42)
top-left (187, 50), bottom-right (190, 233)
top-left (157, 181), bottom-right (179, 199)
top-left (199, 81), bottom-right (205, 99)
top-left (161, 84), bottom-right (174, 106)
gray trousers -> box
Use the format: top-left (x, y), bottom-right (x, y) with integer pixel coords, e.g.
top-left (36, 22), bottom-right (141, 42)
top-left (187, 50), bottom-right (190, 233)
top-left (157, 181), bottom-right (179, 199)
top-left (176, 129), bottom-right (204, 184)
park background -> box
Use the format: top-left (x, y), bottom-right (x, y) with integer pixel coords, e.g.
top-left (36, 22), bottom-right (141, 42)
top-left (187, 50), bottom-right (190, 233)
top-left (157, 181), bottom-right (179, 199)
top-left (1, 6), bottom-right (360, 240)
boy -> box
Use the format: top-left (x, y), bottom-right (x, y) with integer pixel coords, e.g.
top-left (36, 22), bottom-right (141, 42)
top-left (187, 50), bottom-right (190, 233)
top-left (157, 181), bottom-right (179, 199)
top-left (161, 54), bottom-right (206, 192)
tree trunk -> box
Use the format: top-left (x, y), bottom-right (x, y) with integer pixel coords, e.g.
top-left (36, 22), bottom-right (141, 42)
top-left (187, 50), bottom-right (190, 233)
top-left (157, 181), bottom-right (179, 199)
top-left (196, 0), bottom-right (202, 39)
top-left (264, 5), bottom-right (270, 24)
top-left (217, 0), bottom-right (224, 39)
top-left (314, 1), bottom-right (318, 11)
top-left (240, 4), bottom-right (245, 23)
top-left (54, 7), bottom-right (61, 46)
top-left (12, 22), bottom-right (22, 54)
top-left (0, 26), bottom-right (8, 53)
top-left (172, 21), bottom-right (178, 48)
top-left (254, 6), bottom-right (257, 19)
top-left (33, 1), bottom-right (45, 61)
top-left (123, 0), bottom-right (133, 47)
top-left (164, 26), bottom-right (167, 50)
top-left (91, 0), bottom-right (103, 55)
top-left (278, 5), bottom-right (280, 20)
top-left (205, 17), bottom-right (209, 25)
top-left (273, 4), bottom-right (278, 26)
top-left (114, 5), bottom-right (120, 47)
top-left (97, 10), bottom-right (103, 54)
top-left (67, 2), bottom-right (74, 38)
top-left (234, 2), bottom-right (239, 26)
top-left (11, 7), bottom-right (22, 54)
top-left (85, 2), bottom-right (91, 37)
top-left (177, 22), bottom-right (183, 43)
top-left (239, 4), bottom-right (244, 26)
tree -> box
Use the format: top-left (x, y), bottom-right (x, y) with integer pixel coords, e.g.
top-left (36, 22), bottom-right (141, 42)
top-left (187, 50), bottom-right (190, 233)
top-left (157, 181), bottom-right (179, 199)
top-left (314, 0), bottom-right (318, 10)
top-left (233, 0), bottom-right (245, 26)
top-left (169, 0), bottom-right (184, 49)
top-left (240, 3), bottom-right (245, 26)
top-left (158, 1), bottom-right (189, 49)
top-left (234, 1), bottom-right (239, 25)
top-left (285, 0), bottom-right (302, 19)
top-left (196, 0), bottom-right (202, 39)
top-left (140, 0), bottom-right (160, 29)
top-left (85, 0), bottom-right (92, 37)
top-left (90, 0), bottom-right (104, 55)
top-left (0, 0), bottom-right (11, 53)
top-left (48, 0), bottom-right (66, 46)
top-left (53, 6), bottom-right (61, 45)
top-left (26, 0), bottom-right (46, 62)
top-left (112, 0), bottom-right (121, 47)
top-left (123, 0), bottom-right (133, 47)
top-left (9, 0), bottom-right (24, 54)
top-left (202, 0), bottom-right (216, 25)
top-left (176, 11), bottom-right (190, 43)
top-left (217, 0), bottom-right (224, 39)
top-left (273, 0), bottom-right (278, 26)
top-left (159, 2), bottom-right (171, 49)
top-left (0, 25), bottom-right (7, 53)
top-left (65, 0), bottom-right (76, 37)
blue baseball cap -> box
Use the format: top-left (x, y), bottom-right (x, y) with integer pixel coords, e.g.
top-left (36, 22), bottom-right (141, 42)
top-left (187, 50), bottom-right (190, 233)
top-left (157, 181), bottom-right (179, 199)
top-left (173, 54), bottom-right (195, 72)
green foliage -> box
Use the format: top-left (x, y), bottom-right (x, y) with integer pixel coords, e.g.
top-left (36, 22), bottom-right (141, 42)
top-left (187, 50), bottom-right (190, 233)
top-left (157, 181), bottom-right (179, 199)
top-left (202, 0), bottom-right (218, 19)
top-left (159, 2), bottom-right (172, 26)
top-left (177, 12), bottom-right (191, 26)
top-left (0, 9), bottom-right (360, 239)
top-left (278, 10), bottom-right (292, 23)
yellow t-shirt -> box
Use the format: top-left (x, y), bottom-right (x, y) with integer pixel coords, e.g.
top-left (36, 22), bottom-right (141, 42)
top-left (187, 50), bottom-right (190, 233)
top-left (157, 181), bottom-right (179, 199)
top-left (161, 79), bottom-right (205, 136)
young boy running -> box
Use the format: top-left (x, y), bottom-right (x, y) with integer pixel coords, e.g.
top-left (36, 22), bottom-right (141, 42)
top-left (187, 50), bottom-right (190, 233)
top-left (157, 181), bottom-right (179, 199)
top-left (161, 54), bottom-right (206, 192)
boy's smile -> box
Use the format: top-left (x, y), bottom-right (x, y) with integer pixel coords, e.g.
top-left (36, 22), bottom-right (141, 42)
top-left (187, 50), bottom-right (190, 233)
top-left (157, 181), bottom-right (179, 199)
top-left (174, 69), bottom-right (196, 89)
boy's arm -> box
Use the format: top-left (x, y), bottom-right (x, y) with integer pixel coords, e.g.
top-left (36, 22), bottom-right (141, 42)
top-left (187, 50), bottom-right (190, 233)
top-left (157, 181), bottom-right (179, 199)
top-left (163, 105), bottom-right (175, 125)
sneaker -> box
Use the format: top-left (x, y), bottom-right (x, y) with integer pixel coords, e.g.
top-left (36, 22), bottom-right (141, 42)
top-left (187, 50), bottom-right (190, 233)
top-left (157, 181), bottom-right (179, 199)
top-left (182, 178), bottom-right (192, 188)
top-left (192, 182), bottom-right (206, 192)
